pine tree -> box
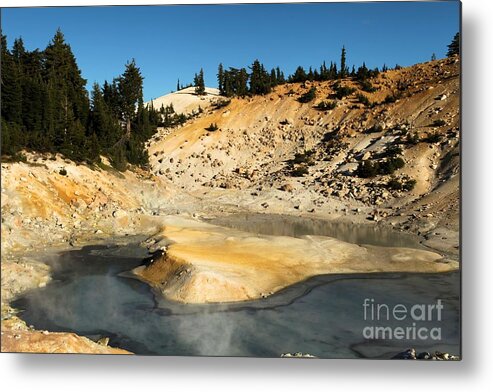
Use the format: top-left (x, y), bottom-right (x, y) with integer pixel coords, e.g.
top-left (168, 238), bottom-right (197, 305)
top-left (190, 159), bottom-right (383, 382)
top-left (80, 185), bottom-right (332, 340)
top-left (43, 29), bottom-right (89, 151)
top-left (307, 66), bottom-right (314, 81)
top-left (102, 80), bottom-right (120, 117)
top-left (89, 82), bottom-right (121, 149)
top-left (87, 132), bottom-right (101, 162)
top-left (356, 62), bottom-right (369, 81)
top-left (447, 32), bottom-right (460, 57)
top-left (276, 67), bottom-right (285, 84)
top-left (116, 59), bottom-right (143, 141)
top-left (194, 68), bottom-right (206, 95)
top-left (217, 63), bottom-right (224, 95)
top-left (110, 144), bottom-right (127, 171)
top-left (350, 65), bottom-right (356, 77)
top-left (12, 37), bottom-right (26, 67)
top-left (220, 67), bottom-right (249, 97)
top-left (237, 68), bottom-right (249, 97)
top-left (22, 49), bottom-right (46, 144)
top-left (222, 68), bottom-right (233, 97)
top-left (249, 59), bottom-right (271, 95)
top-left (320, 61), bottom-right (328, 80)
top-left (329, 62), bottom-right (338, 79)
top-left (291, 66), bottom-right (307, 83)
top-left (1, 35), bottom-right (23, 126)
top-left (340, 46), bottom-right (348, 78)
top-left (1, 35), bottom-right (24, 155)
top-left (270, 68), bottom-right (277, 87)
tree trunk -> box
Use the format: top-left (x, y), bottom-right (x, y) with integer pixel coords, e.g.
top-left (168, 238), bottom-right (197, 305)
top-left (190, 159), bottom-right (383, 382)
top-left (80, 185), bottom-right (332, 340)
top-left (125, 119), bottom-right (131, 138)
top-left (112, 118), bottom-right (131, 149)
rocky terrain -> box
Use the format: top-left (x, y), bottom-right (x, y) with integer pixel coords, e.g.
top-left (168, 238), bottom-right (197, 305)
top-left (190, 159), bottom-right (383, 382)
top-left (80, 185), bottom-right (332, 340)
top-left (147, 56), bottom-right (460, 252)
top-left (1, 56), bottom-right (460, 352)
top-left (392, 348), bottom-right (459, 360)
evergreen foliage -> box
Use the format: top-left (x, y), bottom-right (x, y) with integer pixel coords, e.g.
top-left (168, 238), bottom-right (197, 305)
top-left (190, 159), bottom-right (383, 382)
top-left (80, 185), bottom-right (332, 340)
top-left (218, 66), bottom-right (249, 97)
top-left (447, 32), bottom-right (460, 57)
top-left (339, 46), bottom-right (349, 78)
top-left (215, 46), bottom-right (381, 98)
top-left (290, 66), bottom-right (308, 83)
top-left (290, 165), bottom-right (309, 177)
top-left (432, 119), bottom-right (446, 127)
top-left (387, 177), bottom-right (416, 191)
top-left (249, 59), bottom-right (271, 95)
top-left (1, 30), bottom-right (160, 170)
top-left (383, 93), bottom-right (401, 104)
top-left (205, 123), bottom-right (218, 132)
top-left (333, 82), bottom-right (356, 99)
top-left (356, 157), bottom-right (405, 178)
top-left (315, 100), bottom-right (337, 111)
top-left (356, 93), bottom-right (371, 107)
top-left (298, 87), bottom-right (317, 103)
top-left (360, 79), bottom-right (377, 93)
top-left (423, 132), bottom-right (442, 143)
top-left (217, 63), bottom-right (224, 95)
top-left (194, 68), bottom-right (206, 95)
top-left (116, 59), bottom-right (143, 139)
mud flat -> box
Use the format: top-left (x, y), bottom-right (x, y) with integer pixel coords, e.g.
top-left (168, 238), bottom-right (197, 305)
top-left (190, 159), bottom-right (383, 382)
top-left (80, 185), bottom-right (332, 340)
top-left (133, 216), bottom-right (458, 304)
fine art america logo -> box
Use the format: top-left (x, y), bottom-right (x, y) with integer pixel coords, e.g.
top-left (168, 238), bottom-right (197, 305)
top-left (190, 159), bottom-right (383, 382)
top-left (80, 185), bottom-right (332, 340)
top-left (362, 298), bottom-right (444, 341)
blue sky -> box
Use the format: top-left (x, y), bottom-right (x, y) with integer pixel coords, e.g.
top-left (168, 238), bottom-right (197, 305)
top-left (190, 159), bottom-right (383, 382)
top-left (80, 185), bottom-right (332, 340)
top-left (2, 2), bottom-right (460, 101)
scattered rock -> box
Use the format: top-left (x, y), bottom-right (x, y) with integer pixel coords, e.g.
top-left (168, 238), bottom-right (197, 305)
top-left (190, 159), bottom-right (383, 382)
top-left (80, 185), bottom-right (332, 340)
top-left (393, 348), bottom-right (459, 360)
top-left (280, 183), bottom-right (294, 192)
top-left (97, 337), bottom-right (110, 346)
top-left (281, 352), bottom-right (317, 358)
top-left (112, 210), bottom-right (127, 219)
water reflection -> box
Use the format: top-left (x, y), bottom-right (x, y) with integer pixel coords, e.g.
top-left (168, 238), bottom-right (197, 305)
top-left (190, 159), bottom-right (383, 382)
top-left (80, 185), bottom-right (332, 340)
top-left (209, 213), bottom-right (423, 249)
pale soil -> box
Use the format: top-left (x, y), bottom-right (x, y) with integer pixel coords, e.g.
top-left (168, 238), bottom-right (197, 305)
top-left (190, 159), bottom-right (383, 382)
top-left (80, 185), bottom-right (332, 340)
top-left (1, 57), bottom-right (460, 351)
top-left (146, 86), bottom-right (220, 115)
top-left (133, 216), bottom-right (457, 304)
top-left (1, 320), bottom-right (130, 354)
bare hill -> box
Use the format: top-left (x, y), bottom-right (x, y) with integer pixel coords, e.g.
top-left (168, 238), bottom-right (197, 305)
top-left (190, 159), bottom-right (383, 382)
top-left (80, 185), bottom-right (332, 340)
top-left (146, 56), bottom-right (460, 253)
top-left (146, 86), bottom-right (220, 114)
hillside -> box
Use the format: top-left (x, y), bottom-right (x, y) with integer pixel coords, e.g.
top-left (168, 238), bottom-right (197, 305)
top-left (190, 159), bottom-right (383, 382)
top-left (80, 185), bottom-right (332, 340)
top-left (146, 56), bottom-right (460, 254)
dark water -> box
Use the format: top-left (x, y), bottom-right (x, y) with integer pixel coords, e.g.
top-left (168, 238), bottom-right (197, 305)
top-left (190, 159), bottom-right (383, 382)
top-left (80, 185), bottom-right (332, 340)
top-left (13, 217), bottom-right (460, 358)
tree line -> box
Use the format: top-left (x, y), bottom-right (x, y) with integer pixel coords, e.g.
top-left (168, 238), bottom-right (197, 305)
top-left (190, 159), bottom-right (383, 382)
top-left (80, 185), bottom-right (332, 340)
top-left (211, 47), bottom-right (383, 99)
top-left (203, 32), bottom-right (459, 99)
top-left (1, 29), bottom-right (160, 170)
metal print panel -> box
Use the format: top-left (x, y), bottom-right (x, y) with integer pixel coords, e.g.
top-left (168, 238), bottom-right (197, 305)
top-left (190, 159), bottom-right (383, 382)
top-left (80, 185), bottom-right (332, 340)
top-left (0, 1), bottom-right (461, 359)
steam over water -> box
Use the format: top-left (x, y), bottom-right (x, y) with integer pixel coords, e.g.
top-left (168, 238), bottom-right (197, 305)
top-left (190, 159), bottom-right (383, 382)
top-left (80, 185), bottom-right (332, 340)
top-left (14, 215), bottom-right (460, 358)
